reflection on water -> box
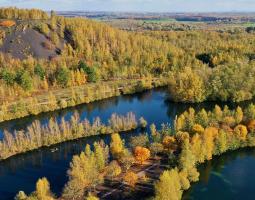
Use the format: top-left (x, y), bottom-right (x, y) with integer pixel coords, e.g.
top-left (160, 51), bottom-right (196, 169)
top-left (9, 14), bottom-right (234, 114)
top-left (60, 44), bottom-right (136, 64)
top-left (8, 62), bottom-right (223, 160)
top-left (0, 87), bottom-right (254, 200)
top-left (183, 148), bottom-right (255, 200)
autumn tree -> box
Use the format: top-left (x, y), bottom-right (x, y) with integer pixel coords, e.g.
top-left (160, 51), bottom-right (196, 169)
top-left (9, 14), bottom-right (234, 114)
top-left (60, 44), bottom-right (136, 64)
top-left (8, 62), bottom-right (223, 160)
top-left (106, 161), bottom-right (122, 180)
top-left (134, 146), bottom-right (150, 164)
top-left (168, 67), bottom-right (206, 103)
top-left (36, 177), bottom-right (54, 200)
top-left (155, 169), bottom-right (182, 200)
top-left (124, 171), bottom-right (138, 188)
top-left (110, 133), bottom-right (125, 159)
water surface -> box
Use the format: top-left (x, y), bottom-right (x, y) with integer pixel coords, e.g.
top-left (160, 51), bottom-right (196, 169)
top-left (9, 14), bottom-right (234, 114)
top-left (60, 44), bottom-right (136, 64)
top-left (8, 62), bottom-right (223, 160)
top-left (183, 148), bottom-right (255, 200)
top-left (0, 87), bottom-right (253, 200)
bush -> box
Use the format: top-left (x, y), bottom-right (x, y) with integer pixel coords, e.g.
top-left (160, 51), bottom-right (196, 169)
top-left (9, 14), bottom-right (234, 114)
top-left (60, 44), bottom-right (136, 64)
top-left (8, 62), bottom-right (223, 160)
top-left (0, 20), bottom-right (16, 27)
top-left (139, 117), bottom-right (147, 128)
top-left (134, 146), bottom-right (150, 164)
top-left (79, 61), bottom-right (99, 83)
top-left (34, 64), bottom-right (46, 80)
top-left (0, 69), bottom-right (16, 86)
top-left (149, 142), bottom-right (164, 156)
top-left (56, 67), bottom-right (71, 87)
top-left (15, 70), bottom-right (33, 91)
top-left (36, 23), bottom-right (50, 35)
top-left (123, 171), bottom-right (138, 187)
top-left (130, 134), bottom-right (149, 149)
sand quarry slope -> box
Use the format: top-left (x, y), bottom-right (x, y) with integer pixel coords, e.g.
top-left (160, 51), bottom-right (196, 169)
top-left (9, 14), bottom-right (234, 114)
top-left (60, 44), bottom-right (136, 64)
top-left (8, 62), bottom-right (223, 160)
top-left (0, 25), bottom-right (61, 60)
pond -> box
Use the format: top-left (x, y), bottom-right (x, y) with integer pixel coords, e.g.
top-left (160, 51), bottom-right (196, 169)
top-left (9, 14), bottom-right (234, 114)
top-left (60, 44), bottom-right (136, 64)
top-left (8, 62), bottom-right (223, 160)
top-left (183, 148), bottom-right (255, 200)
top-left (0, 87), bottom-right (252, 200)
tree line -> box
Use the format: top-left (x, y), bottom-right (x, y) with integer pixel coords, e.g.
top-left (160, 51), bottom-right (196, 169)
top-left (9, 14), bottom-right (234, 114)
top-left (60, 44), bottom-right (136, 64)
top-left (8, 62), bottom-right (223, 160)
top-left (13, 103), bottom-right (255, 199)
top-left (0, 111), bottom-right (141, 160)
top-left (0, 7), bottom-right (49, 20)
top-left (0, 8), bottom-right (254, 108)
top-left (154, 104), bottom-right (255, 200)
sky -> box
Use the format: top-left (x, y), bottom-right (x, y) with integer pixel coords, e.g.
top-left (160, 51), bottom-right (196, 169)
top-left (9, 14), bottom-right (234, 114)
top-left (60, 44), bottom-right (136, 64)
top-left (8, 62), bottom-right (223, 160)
top-left (0, 0), bottom-right (255, 12)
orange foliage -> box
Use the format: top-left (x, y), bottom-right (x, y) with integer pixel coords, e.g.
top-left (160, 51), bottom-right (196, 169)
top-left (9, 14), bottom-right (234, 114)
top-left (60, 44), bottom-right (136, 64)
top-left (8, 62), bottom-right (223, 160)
top-left (0, 20), bottom-right (16, 27)
top-left (247, 120), bottom-right (255, 132)
top-left (134, 146), bottom-right (150, 164)
top-left (124, 171), bottom-right (138, 187)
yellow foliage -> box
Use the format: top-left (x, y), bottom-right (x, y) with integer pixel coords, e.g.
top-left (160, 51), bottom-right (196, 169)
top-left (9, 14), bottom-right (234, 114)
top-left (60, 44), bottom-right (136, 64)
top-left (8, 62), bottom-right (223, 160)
top-left (124, 171), bottom-right (138, 187)
top-left (162, 136), bottom-right (177, 150)
top-left (203, 127), bottom-right (218, 160)
top-left (234, 125), bottom-right (248, 140)
top-left (192, 124), bottom-right (204, 134)
top-left (223, 116), bottom-right (236, 127)
top-left (110, 133), bottom-right (124, 158)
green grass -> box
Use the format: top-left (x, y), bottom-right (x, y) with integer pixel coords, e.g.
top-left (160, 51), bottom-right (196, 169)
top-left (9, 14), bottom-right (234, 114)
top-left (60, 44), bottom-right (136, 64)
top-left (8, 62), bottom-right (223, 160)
top-left (242, 22), bottom-right (255, 27)
top-left (142, 18), bottom-right (176, 23)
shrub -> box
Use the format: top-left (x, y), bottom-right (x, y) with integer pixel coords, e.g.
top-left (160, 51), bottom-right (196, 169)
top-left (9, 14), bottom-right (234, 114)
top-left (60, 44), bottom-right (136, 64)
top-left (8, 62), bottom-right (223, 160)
top-left (247, 120), bottom-right (255, 132)
top-left (130, 134), bottom-right (149, 149)
top-left (106, 161), bottom-right (122, 180)
top-left (162, 136), bottom-right (177, 150)
top-left (0, 20), bottom-right (16, 27)
top-left (149, 142), bottom-right (164, 156)
top-left (134, 146), bottom-right (150, 164)
top-left (56, 67), bottom-right (71, 87)
top-left (123, 171), bottom-right (138, 187)
top-left (139, 117), bottom-right (147, 128)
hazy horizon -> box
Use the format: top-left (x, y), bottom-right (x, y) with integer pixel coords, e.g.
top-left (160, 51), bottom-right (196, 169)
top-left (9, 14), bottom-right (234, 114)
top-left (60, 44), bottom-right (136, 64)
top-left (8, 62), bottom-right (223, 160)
top-left (1, 0), bottom-right (255, 13)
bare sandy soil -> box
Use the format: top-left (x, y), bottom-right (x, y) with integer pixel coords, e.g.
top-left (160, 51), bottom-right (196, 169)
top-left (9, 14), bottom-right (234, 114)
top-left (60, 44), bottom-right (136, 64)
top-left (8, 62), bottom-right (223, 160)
top-left (0, 26), bottom-right (59, 60)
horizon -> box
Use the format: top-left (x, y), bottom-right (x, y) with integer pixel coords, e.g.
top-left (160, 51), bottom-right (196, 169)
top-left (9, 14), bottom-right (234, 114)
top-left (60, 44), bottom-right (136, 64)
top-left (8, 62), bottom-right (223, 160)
top-left (1, 0), bottom-right (255, 13)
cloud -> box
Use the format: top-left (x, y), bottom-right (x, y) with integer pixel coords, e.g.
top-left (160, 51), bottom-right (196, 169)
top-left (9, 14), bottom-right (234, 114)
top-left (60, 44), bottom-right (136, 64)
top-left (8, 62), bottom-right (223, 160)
top-left (0, 0), bottom-right (254, 12)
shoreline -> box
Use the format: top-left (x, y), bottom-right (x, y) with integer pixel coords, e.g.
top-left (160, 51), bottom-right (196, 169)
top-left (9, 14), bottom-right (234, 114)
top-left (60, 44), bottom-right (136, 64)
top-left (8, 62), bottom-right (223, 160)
top-left (0, 78), bottom-right (168, 123)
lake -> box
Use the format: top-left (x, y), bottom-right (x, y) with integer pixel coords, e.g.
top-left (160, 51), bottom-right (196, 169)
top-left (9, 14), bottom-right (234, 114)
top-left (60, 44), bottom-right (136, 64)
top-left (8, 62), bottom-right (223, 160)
top-left (0, 87), bottom-right (253, 200)
top-left (183, 148), bottom-right (255, 200)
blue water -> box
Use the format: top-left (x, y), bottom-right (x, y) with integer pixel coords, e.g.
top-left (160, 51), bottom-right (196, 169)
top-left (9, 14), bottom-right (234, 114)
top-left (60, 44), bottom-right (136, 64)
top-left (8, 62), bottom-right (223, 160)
top-left (183, 148), bottom-right (255, 200)
top-left (0, 87), bottom-right (253, 200)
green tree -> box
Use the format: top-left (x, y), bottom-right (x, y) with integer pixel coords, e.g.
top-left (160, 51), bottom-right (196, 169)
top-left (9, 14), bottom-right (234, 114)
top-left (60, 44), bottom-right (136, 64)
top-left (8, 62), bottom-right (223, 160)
top-left (16, 70), bottom-right (33, 91)
top-left (56, 67), bottom-right (71, 87)
top-left (79, 61), bottom-right (98, 83)
top-left (34, 64), bottom-right (46, 80)
top-left (0, 69), bottom-right (16, 86)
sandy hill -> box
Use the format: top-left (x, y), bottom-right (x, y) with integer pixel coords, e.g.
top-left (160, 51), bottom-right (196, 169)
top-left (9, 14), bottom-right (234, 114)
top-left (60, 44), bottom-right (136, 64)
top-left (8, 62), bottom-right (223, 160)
top-left (0, 22), bottom-right (61, 60)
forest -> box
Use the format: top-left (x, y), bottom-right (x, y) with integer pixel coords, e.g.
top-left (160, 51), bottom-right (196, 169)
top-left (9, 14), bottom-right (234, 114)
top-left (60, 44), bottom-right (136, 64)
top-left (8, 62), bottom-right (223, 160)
top-left (0, 8), bottom-right (255, 111)
top-left (0, 8), bottom-right (254, 122)
top-left (0, 7), bottom-right (255, 200)
top-left (13, 104), bottom-right (255, 200)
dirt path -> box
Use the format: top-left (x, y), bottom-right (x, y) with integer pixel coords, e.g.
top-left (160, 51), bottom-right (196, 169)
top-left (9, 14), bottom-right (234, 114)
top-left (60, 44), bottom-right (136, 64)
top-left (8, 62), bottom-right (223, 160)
top-left (97, 157), bottom-right (169, 200)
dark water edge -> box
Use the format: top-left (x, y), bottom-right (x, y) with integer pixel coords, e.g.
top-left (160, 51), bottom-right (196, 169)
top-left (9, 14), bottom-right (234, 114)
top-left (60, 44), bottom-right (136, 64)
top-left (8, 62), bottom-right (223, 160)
top-left (183, 148), bottom-right (255, 200)
top-left (0, 87), bottom-right (254, 200)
